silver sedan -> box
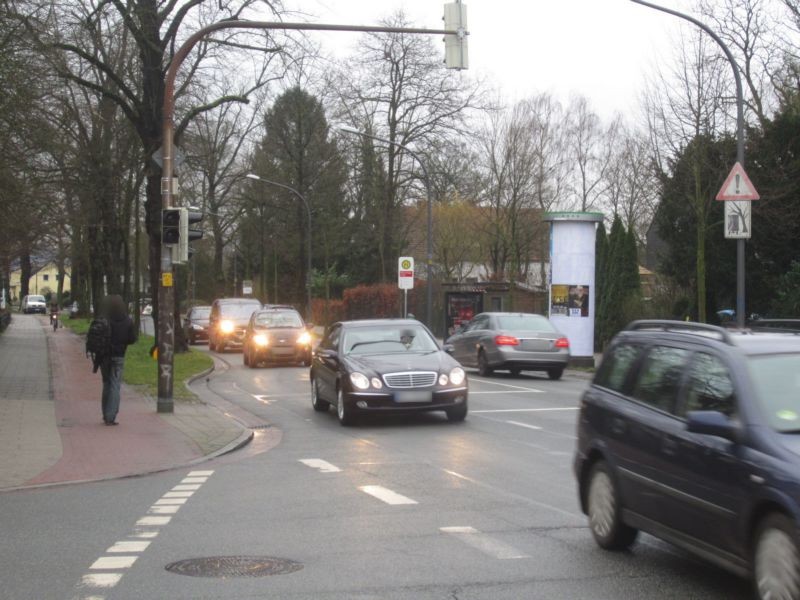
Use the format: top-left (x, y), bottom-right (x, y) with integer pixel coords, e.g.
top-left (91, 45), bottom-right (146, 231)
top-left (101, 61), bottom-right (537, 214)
top-left (444, 312), bottom-right (570, 379)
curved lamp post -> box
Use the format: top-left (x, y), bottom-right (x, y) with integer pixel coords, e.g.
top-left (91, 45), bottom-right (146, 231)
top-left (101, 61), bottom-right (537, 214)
top-left (246, 174), bottom-right (312, 321)
top-left (631, 0), bottom-right (747, 328)
top-left (339, 126), bottom-right (433, 328)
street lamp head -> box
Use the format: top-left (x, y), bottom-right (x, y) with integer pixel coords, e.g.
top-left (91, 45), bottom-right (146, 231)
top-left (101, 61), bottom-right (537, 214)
top-left (339, 126), bottom-right (362, 135)
top-left (245, 173), bottom-right (260, 181)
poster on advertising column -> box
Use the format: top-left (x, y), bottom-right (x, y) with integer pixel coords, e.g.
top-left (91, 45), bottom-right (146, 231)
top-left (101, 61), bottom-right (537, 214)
top-left (551, 284), bottom-right (589, 317)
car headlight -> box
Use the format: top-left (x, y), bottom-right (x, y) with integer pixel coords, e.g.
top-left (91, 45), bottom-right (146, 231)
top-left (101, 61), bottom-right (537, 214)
top-left (191, 323), bottom-right (204, 330)
top-left (370, 377), bottom-right (383, 389)
top-left (350, 372), bottom-right (370, 390)
top-left (253, 334), bottom-right (269, 346)
top-left (439, 374), bottom-right (449, 385)
top-left (220, 320), bottom-right (235, 333)
top-left (297, 331), bottom-right (312, 345)
top-left (449, 367), bottom-right (466, 386)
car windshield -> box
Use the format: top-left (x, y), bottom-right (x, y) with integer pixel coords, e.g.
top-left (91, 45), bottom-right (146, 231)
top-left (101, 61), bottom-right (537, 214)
top-left (342, 325), bottom-right (438, 355)
top-left (29, 296), bottom-right (45, 303)
top-left (495, 314), bottom-right (556, 332)
top-left (255, 312), bottom-right (303, 328)
top-left (220, 304), bottom-right (260, 319)
top-left (748, 353), bottom-right (800, 432)
top-left (193, 308), bottom-right (210, 319)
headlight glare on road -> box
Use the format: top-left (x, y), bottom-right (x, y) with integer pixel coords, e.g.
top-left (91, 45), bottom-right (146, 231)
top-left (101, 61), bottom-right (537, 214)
top-left (350, 372), bottom-right (370, 390)
top-left (254, 334), bottom-right (269, 346)
top-left (439, 373), bottom-right (449, 385)
top-left (449, 367), bottom-right (466, 386)
top-left (370, 377), bottom-right (383, 389)
top-left (297, 331), bottom-right (312, 345)
top-left (220, 320), bottom-right (235, 333)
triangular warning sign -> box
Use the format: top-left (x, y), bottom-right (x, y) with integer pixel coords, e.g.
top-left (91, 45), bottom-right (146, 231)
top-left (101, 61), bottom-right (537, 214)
top-left (716, 162), bottom-right (760, 201)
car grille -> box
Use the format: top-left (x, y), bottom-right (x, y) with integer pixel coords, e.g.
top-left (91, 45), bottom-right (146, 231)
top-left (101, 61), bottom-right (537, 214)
top-left (383, 371), bottom-right (437, 389)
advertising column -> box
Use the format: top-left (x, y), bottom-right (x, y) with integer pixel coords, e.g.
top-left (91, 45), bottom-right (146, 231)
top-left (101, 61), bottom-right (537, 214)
top-left (543, 212), bottom-right (604, 368)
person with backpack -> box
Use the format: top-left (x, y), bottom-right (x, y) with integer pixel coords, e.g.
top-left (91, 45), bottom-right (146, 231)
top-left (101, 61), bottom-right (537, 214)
top-left (87, 295), bottom-right (137, 425)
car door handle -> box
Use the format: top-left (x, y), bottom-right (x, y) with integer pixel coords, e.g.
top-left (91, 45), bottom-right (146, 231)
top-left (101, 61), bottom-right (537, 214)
top-left (662, 436), bottom-right (678, 456)
top-left (611, 417), bottom-right (626, 435)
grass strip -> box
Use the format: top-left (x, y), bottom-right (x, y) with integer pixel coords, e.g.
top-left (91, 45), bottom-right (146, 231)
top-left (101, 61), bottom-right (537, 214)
top-left (62, 318), bottom-right (212, 399)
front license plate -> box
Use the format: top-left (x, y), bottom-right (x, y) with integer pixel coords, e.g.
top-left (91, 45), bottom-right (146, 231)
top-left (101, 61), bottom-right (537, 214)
top-left (272, 347), bottom-right (294, 355)
top-left (394, 391), bottom-right (433, 403)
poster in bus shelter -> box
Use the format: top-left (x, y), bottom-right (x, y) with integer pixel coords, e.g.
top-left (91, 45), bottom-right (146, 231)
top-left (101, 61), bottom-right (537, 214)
top-left (551, 284), bottom-right (589, 317)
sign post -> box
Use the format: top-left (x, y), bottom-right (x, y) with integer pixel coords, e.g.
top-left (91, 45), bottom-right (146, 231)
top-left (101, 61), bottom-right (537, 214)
top-left (398, 257), bottom-right (414, 318)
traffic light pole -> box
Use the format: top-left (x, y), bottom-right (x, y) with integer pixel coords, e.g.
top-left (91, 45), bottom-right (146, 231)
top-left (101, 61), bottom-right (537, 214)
top-left (158, 18), bottom-right (467, 413)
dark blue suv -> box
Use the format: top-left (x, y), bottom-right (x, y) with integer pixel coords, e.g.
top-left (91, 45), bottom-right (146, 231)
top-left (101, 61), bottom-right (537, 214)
top-left (574, 321), bottom-right (800, 600)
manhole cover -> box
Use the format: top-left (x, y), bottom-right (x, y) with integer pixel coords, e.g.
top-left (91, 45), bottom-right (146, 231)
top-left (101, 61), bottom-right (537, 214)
top-left (165, 556), bottom-right (302, 578)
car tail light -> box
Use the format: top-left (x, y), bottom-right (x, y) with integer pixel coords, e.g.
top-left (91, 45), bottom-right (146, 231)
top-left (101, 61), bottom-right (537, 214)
top-left (494, 335), bottom-right (519, 346)
top-left (555, 337), bottom-right (569, 348)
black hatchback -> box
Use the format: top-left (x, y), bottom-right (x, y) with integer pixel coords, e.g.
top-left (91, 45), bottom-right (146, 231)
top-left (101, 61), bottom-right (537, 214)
top-left (575, 321), bottom-right (800, 600)
top-left (310, 319), bottom-right (468, 426)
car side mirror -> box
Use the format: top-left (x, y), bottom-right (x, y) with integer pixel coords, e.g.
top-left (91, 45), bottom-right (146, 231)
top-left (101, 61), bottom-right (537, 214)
top-left (443, 343), bottom-right (455, 355)
top-left (306, 322), bottom-right (315, 330)
top-left (686, 410), bottom-right (739, 442)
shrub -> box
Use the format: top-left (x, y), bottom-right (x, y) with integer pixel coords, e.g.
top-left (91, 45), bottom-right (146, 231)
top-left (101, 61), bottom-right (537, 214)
top-left (311, 298), bottom-right (345, 326)
top-left (343, 283), bottom-right (400, 319)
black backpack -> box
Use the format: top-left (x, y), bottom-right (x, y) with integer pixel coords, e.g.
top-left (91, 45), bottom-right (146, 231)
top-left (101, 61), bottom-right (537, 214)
top-left (86, 317), bottom-right (111, 372)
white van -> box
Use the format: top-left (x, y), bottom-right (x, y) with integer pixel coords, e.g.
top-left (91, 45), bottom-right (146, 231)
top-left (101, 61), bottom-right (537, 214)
top-left (21, 295), bottom-right (47, 314)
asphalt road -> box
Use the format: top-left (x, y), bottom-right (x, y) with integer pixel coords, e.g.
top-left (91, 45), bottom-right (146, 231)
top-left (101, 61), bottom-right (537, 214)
top-left (0, 346), bottom-right (752, 600)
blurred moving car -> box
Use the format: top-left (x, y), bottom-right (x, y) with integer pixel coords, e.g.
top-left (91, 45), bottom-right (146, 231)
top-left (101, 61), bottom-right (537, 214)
top-left (310, 319), bottom-right (468, 426)
top-left (445, 312), bottom-right (569, 379)
top-left (183, 305), bottom-right (211, 345)
top-left (575, 320), bottom-right (800, 600)
top-left (208, 298), bottom-right (261, 352)
top-left (141, 304), bottom-right (153, 316)
top-left (242, 306), bottom-right (312, 368)
top-left (21, 295), bottom-right (47, 314)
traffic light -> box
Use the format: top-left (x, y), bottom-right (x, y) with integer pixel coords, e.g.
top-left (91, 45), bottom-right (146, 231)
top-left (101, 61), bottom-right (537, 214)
top-left (443, 1), bottom-right (468, 70)
top-left (162, 208), bottom-right (181, 245)
top-left (178, 208), bottom-right (204, 263)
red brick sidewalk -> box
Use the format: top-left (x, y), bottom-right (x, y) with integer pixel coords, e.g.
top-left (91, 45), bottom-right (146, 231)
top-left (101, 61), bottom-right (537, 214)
top-left (26, 327), bottom-right (207, 486)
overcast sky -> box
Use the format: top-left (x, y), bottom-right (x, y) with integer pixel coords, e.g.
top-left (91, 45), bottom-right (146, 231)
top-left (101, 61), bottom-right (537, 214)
top-left (283, 0), bottom-right (695, 121)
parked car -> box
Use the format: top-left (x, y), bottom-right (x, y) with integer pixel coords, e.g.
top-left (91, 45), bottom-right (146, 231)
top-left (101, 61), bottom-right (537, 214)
top-left (310, 319), bottom-right (468, 426)
top-left (183, 305), bottom-right (211, 345)
top-left (21, 295), bottom-right (47, 314)
top-left (444, 312), bottom-right (569, 379)
top-left (574, 320), bottom-right (800, 600)
top-left (207, 298), bottom-right (262, 352)
top-left (242, 306), bottom-right (312, 368)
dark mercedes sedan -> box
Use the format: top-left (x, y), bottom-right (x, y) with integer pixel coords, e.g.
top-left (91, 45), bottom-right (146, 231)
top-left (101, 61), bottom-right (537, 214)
top-left (310, 319), bottom-right (468, 426)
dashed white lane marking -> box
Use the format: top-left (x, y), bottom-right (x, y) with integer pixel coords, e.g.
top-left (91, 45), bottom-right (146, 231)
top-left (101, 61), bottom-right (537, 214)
top-left (359, 485), bottom-right (418, 505)
top-left (299, 459), bottom-right (342, 473)
top-left (90, 556), bottom-right (138, 569)
top-left (471, 407), bottom-right (579, 413)
top-left (107, 541), bottom-right (150, 553)
top-left (440, 526), bottom-right (530, 559)
top-left (74, 470), bottom-right (214, 599)
top-left (506, 420), bottom-right (542, 431)
top-left (470, 379), bottom-right (545, 392)
top-left (470, 390), bottom-right (545, 394)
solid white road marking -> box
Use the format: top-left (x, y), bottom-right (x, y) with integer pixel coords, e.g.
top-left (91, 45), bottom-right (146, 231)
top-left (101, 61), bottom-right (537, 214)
top-left (172, 484), bottom-right (201, 491)
top-left (187, 470), bottom-right (214, 476)
top-left (180, 477), bottom-right (208, 484)
top-left (359, 485), bottom-right (418, 505)
top-left (299, 459), bottom-right (342, 473)
top-left (506, 420), bottom-right (542, 430)
top-left (131, 530), bottom-right (159, 539)
top-left (470, 391), bottom-right (545, 395)
top-left (440, 526), bottom-right (530, 559)
top-left (470, 379), bottom-right (545, 392)
top-left (107, 541), bottom-right (150, 553)
top-left (471, 407), bottom-right (579, 414)
top-left (90, 556), bottom-right (138, 570)
top-left (79, 574), bottom-right (122, 588)
top-left (163, 491), bottom-right (194, 498)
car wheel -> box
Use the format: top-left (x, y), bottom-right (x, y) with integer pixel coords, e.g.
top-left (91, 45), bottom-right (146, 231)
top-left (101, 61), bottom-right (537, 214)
top-left (446, 401), bottom-right (468, 422)
top-left (311, 379), bottom-right (329, 412)
top-left (586, 461), bottom-right (638, 550)
top-left (477, 350), bottom-right (493, 377)
top-left (509, 367), bottom-right (521, 377)
top-left (336, 387), bottom-right (356, 426)
top-left (754, 513), bottom-right (800, 600)
top-left (548, 367), bottom-right (564, 381)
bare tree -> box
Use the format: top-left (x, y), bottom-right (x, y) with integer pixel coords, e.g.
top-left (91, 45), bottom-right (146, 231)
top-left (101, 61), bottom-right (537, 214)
top-left (566, 95), bottom-right (616, 212)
